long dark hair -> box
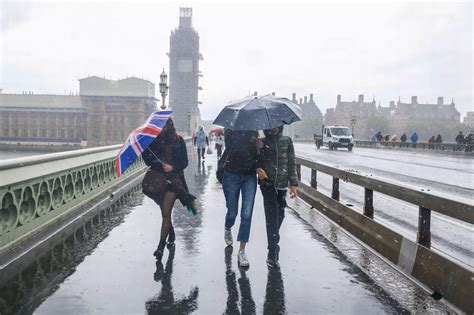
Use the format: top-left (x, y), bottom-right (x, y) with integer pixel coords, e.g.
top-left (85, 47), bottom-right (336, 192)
top-left (160, 118), bottom-right (178, 144)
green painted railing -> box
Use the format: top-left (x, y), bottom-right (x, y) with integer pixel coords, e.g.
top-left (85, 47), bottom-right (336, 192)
top-left (0, 144), bottom-right (145, 252)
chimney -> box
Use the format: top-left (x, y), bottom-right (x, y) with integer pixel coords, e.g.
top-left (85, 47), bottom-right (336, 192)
top-left (437, 97), bottom-right (443, 105)
top-left (358, 94), bottom-right (364, 103)
top-left (271, 92), bottom-right (275, 96)
top-left (411, 96), bottom-right (417, 104)
top-left (253, 91), bottom-right (258, 96)
top-left (299, 98), bottom-right (303, 104)
top-left (309, 93), bottom-right (314, 102)
top-left (304, 96), bottom-right (308, 104)
top-left (337, 95), bottom-right (341, 103)
top-left (292, 93), bottom-right (296, 102)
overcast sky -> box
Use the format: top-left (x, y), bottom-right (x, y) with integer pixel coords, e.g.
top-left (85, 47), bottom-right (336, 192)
top-left (1, 0), bottom-right (472, 119)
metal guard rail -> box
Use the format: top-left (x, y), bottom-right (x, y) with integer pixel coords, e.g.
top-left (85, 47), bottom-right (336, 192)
top-left (295, 156), bottom-right (473, 248)
top-left (355, 140), bottom-right (473, 152)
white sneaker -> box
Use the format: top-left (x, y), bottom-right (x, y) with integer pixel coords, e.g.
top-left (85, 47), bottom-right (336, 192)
top-left (238, 250), bottom-right (249, 267)
top-left (225, 229), bottom-right (233, 246)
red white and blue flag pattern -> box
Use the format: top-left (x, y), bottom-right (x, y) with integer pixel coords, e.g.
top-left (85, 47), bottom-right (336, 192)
top-left (115, 110), bottom-right (173, 177)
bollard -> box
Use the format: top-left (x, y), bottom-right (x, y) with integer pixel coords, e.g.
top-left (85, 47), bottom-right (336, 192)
top-left (310, 169), bottom-right (317, 189)
top-left (364, 188), bottom-right (374, 218)
top-left (296, 164), bottom-right (301, 181)
top-left (417, 206), bottom-right (431, 248)
top-left (332, 177), bottom-right (339, 201)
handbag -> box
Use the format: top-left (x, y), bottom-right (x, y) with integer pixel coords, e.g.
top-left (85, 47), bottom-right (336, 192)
top-left (142, 168), bottom-right (167, 198)
top-left (216, 149), bottom-right (229, 184)
top-left (207, 147), bottom-right (213, 155)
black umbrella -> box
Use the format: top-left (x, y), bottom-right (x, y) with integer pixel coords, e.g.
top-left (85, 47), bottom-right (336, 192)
top-left (212, 95), bottom-right (302, 130)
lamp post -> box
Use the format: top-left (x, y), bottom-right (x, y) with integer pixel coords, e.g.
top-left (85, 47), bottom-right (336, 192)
top-left (350, 115), bottom-right (357, 135)
top-left (159, 69), bottom-right (168, 109)
top-left (188, 111), bottom-right (192, 136)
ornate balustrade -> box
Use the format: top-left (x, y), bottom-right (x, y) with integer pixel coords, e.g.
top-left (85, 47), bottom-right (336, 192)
top-left (0, 144), bottom-right (145, 252)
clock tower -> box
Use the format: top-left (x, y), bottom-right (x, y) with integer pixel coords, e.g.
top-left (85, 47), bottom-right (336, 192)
top-left (169, 7), bottom-right (202, 134)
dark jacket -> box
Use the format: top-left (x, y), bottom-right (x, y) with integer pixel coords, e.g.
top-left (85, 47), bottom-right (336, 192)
top-left (142, 135), bottom-right (189, 192)
top-left (400, 134), bottom-right (407, 142)
top-left (455, 134), bottom-right (464, 144)
top-left (257, 134), bottom-right (298, 189)
top-left (223, 129), bottom-right (258, 175)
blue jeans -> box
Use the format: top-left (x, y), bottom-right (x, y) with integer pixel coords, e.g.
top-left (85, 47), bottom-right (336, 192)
top-left (223, 170), bottom-right (257, 243)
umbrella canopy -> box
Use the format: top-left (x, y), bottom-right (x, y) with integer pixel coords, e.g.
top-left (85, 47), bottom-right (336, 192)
top-left (212, 95), bottom-right (302, 130)
top-left (116, 110), bottom-right (173, 176)
top-left (209, 127), bottom-right (224, 135)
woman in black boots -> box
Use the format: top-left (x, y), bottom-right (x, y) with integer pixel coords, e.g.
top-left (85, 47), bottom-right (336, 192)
top-left (142, 119), bottom-right (189, 260)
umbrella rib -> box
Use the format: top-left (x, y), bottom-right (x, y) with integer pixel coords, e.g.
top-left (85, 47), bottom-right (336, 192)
top-left (261, 99), bottom-right (272, 130)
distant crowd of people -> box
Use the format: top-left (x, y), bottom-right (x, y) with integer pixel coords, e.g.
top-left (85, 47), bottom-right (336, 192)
top-left (372, 130), bottom-right (473, 151)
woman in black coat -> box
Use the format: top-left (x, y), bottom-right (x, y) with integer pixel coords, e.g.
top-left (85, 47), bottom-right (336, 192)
top-left (142, 119), bottom-right (189, 260)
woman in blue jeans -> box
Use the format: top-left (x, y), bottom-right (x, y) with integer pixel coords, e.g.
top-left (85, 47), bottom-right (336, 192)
top-left (222, 129), bottom-right (259, 267)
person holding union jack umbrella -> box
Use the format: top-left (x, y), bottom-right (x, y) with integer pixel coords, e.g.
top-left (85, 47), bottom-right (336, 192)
top-left (116, 111), bottom-right (198, 261)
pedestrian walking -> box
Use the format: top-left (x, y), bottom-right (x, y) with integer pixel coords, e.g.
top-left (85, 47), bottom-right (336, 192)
top-left (376, 131), bottom-right (383, 142)
top-left (465, 133), bottom-right (473, 152)
top-left (222, 129), bottom-right (259, 267)
top-left (400, 133), bottom-right (407, 143)
top-left (215, 134), bottom-right (224, 159)
top-left (391, 134), bottom-right (397, 145)
top-left (194, 126), bottom-right (209, 161)
top-left (428, 135), bottom-right (436, 149)
top-left (410, 132), bottom-right (418, 148)
top-left (455, 131), bottom-right (464, 144)
top-left (142, 119), bottom-right (191, 261)
top-left (256, 126), bottom-right (298, 268)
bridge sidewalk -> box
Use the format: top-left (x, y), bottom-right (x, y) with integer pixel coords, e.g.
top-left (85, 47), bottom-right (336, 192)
top-left (32, 150), bottom-right (448, 314)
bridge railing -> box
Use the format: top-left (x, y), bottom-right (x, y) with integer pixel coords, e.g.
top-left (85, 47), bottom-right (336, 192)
top-left (0, 144), bottom-right (145, 252)
top-left (295, 155), bottom-right (473, 312)
top-left (355, 140), bottom-right (473, 153)
top-left (295, 156), bottom-right (473, 246)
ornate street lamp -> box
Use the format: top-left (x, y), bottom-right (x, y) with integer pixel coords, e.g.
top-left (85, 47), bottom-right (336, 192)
top-left (350, 115), bottom-right (357, 135)
top-left (159, 69), bottom-right (168, 109)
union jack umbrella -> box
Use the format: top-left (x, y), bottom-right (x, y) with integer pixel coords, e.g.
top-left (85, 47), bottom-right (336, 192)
top-left (115, 110), bottom-right (173, 177)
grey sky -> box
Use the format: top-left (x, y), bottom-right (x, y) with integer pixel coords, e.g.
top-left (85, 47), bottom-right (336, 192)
top-left (1, 0), bottom-right (472, 119)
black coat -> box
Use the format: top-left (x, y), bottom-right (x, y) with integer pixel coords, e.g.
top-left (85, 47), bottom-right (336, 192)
top-left (223, 129), bottom-right (258, 175)
top-left (142, 136), bottom-right (189, 198)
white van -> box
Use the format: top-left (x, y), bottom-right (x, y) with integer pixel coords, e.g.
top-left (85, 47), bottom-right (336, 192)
top-left (314, 126), bottom-right (354, 151)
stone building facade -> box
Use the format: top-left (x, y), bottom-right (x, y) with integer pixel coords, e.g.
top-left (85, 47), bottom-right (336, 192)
top-left (0, 94), bottom-right (86, 145)
top-left (288, 93), bottom-right (323, 139)
top-left (323, 94), bottom-right (462, 139)
top-left (389, 96), bottom-right (460, 136)
top-left (324, 94), bottom-right (379, 138)
top-left (464, 111), bottom-right (474, 128)
top-left (169, 7), bottom-right (202, 134)
top-left (79, 77), bottom-right (156, 147)
top-left (0, 77), bottom-right (157, 147)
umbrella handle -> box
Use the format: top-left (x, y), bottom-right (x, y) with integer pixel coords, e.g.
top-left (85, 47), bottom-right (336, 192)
top-left (146, 147), bottom-right (165, 164)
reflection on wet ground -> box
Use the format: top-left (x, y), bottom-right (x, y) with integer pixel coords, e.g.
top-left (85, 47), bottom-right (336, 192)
top-left (0, 147), bottom-right (452, 314)
top-left (145, 246), bottom-right (199, 314)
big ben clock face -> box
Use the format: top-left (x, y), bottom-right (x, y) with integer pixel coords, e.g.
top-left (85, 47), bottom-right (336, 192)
top-left (178, 60), bottom-right (193, 73)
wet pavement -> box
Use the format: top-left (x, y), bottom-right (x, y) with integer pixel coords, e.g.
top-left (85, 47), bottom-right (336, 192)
top-left (1, 146), bottom-right (452, 314)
